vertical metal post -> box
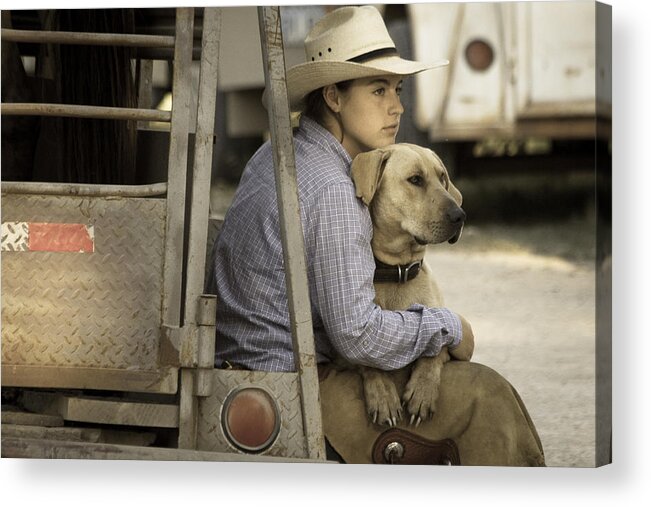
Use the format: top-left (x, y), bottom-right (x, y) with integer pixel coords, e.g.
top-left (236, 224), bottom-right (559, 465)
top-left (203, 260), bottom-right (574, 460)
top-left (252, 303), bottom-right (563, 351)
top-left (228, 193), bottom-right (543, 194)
top-left (184, 7), bottom-right (221, 328)
top-left (162, 7), bottom-right (194, 330)
top-left (162, 6), bottom-right (195, 449)
top-left (258, 5), bottom-right (326, 461)
top-left (178, 7), bottom-right (222, 449)
top-left (137, 59), bottom-right (153, 129)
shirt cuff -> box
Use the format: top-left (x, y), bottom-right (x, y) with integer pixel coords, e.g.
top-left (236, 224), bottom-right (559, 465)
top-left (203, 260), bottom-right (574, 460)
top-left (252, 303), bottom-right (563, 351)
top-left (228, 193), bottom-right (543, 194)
top-left (444, 311), bottom-right (463, 350)
top-left (419, 306), bottom-right (462, 354)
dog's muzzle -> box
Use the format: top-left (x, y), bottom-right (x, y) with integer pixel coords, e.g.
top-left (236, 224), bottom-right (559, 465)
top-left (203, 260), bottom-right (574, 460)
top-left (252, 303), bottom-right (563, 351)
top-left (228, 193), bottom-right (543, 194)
top-left (447, 205), bottom-right (466, 244)
top-left (448, 224), bottom-right (464, 244)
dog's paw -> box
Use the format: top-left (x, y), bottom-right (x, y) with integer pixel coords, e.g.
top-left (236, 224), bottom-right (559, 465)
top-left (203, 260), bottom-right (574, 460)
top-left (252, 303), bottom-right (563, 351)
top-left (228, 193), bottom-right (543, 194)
top-left (402, 376), bottom-right (440, 426)
top-left (361, 369), bottom-right (402, 427)
top-left (402, 354), bottom-right (447, 426)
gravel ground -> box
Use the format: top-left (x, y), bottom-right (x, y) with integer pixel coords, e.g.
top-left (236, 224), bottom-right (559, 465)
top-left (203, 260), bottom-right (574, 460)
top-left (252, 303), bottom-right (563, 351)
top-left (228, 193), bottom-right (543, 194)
top-left (426, 218), bottom-right (599, 468)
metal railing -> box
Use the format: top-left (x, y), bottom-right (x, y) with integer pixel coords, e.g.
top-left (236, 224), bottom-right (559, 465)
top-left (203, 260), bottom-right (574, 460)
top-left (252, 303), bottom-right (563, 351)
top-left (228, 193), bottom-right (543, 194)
top-left (0, 25), bottom-right (175, 124)
top-left (1, 6), bottom-right (326, 461)
top-left (0, 7), bottom-right (197, 402)
top-left (1, 103), bottom-right (171, 122)
top-left (1, 27), bottom-right (175, 47)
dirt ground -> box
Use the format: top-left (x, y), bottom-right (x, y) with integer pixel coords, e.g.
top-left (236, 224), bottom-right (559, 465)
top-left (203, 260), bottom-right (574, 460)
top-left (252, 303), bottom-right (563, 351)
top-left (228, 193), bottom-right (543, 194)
top-left (425, 218), bottom-right (599, 468)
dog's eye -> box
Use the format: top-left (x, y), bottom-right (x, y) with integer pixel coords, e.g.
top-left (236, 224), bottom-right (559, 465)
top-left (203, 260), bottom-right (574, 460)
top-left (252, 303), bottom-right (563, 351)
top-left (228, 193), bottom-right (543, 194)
top-left (407, 175), bottom-right (424, 187)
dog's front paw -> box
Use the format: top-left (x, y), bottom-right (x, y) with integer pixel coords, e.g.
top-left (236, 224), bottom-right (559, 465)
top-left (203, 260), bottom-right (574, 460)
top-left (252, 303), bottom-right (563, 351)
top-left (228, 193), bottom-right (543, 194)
top-left (361, 368), bottom-right (402, 427)
top-left (402, 353), bottom-right (448, 426)
top-left (402, 376), bottom-right (439, 427)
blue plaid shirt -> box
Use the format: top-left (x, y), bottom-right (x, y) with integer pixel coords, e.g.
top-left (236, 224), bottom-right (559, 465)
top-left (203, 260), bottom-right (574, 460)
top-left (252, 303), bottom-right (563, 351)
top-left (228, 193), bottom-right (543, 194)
top-left (212, 116), bottom-right (461, 372)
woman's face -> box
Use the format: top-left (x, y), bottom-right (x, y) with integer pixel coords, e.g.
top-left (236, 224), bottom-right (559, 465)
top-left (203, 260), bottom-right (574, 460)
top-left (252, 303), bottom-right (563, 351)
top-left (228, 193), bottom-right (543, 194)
top-left (335, 75), bottom-right (405, 159)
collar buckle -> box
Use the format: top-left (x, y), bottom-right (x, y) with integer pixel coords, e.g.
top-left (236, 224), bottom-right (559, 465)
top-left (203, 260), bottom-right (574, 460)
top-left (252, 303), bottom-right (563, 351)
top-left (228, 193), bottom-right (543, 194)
top-left (399, 261), bottom-right (422, 284)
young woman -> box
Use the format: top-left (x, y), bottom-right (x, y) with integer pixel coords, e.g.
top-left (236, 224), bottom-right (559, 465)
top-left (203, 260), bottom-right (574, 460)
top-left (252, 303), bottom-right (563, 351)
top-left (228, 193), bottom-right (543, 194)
top-left (212, 5), bottom-right (466, 373)
top-left (211, 6), bottom-right (545, 465)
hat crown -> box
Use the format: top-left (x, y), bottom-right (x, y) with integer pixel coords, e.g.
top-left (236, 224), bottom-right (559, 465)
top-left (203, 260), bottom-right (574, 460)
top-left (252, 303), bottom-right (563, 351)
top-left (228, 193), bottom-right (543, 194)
top-left (304, 6), bottom-right (396, 64)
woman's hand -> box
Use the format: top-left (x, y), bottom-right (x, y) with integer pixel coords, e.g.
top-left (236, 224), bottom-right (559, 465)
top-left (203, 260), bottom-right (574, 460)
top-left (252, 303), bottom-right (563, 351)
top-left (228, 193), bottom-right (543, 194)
top-left (449, 313), bottom-right (474, 361)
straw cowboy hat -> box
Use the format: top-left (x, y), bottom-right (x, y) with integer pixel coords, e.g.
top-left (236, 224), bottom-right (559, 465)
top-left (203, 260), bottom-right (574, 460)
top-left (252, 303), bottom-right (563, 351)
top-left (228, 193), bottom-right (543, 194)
top-left (285, 5), bottom-right (449, 109)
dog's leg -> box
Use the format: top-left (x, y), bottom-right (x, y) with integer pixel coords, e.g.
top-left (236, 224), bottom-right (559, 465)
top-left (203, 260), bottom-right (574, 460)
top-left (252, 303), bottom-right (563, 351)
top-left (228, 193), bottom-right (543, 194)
top-left (402, 349), bottom-right (450, 426)
top-left (359, 365), bottom-right (403, 427)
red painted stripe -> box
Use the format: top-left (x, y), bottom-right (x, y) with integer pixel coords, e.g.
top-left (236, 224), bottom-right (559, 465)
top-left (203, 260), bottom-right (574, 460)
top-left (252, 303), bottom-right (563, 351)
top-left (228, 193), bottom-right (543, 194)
top-left (28, 223), bottom-right (94, 253)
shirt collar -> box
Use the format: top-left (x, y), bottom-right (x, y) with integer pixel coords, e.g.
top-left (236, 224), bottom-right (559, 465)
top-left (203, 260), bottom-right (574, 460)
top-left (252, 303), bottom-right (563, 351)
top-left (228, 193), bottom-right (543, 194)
top-left (298, 116), bottom-right (353, 171)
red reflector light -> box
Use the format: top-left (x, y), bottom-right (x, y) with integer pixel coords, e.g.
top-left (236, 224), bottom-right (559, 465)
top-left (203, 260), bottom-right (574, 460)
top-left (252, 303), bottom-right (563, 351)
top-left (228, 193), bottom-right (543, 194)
top-left (464, 39), bottom-right (494, 72)
top-left (222, 387), bottom-right (280, 453)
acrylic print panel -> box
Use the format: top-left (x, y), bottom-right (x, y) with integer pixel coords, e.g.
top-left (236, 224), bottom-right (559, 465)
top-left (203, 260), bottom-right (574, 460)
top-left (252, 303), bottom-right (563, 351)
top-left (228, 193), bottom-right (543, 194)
top-left (0, 1), bottom-right (611, 468)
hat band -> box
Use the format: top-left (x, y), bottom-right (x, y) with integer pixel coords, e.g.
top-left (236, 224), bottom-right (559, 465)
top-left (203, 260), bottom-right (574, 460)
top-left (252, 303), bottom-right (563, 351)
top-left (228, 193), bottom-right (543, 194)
top-left (347, 47), bottom-right (400, 64)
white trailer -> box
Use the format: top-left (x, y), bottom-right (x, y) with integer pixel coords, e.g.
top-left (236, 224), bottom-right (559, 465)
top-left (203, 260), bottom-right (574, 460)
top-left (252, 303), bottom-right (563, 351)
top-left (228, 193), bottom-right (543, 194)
top-left (407, 1), bottom-right (611, 143)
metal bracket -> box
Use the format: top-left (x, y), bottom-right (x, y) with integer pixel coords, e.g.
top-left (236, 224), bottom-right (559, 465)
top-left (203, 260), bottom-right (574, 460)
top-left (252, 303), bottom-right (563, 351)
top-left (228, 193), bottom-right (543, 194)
top-left (161, 295), bottom-right (216, 371)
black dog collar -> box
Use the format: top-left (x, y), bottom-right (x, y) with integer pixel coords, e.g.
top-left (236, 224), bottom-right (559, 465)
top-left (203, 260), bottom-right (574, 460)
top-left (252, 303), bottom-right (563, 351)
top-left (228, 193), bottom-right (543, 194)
top-left (374, 258), bottom-right (423, 284)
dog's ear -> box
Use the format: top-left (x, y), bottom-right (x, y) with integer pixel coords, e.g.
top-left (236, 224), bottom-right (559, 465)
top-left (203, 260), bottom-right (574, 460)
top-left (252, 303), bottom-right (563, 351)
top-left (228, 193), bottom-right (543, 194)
top-left (350, 149), bottom-right (391, 206)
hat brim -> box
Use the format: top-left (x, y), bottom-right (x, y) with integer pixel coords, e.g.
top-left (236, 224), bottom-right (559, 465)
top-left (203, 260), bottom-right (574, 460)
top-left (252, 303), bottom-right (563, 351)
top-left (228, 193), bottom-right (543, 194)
top-left (285, 56), bottom-right (449, 110)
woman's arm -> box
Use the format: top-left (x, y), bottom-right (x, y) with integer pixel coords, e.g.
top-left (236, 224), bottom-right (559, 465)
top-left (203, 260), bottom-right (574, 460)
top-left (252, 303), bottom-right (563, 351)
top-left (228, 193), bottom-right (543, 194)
top-left (309, 182), bottom-right (462, 370)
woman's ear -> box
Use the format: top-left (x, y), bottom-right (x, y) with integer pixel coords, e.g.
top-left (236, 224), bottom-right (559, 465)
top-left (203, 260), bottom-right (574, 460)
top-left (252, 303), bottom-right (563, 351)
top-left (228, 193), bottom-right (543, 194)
top-left (323, 84), bottom-right (341, 114)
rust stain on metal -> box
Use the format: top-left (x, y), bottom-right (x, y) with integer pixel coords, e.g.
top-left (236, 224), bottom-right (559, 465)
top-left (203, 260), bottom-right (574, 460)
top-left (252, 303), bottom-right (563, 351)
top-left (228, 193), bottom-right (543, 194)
top-left (30, 222), bottom-right (95, 253)
top-left (1, 221), bottom-right (95, 252)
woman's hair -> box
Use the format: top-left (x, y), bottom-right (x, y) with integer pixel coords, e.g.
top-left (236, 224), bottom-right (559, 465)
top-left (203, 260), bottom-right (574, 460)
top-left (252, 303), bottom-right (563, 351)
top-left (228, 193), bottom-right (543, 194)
top-left (302, 80), bottom-right (353, 125)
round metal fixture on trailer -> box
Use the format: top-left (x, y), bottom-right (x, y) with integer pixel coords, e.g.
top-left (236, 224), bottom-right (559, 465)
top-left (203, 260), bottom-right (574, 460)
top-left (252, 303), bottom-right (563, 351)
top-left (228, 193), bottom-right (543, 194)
top-left (464, 38), bottom-right (495, 71)
top-left (221, 386), bottom-right (281, 453)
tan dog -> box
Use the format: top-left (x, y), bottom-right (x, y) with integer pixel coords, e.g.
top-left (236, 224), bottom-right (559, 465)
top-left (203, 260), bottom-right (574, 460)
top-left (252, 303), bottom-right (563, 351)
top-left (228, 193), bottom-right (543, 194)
top-left (350, 143), bottom-right (475, 427)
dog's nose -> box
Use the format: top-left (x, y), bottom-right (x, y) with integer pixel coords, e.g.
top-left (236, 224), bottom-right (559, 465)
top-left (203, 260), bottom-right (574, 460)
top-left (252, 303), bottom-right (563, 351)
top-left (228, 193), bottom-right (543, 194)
top-left (447, 206), bottom-right (466, 224)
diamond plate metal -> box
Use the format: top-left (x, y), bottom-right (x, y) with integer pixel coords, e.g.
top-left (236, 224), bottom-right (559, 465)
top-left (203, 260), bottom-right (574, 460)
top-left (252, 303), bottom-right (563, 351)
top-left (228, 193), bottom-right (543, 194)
top-left (2, 194), bottom-right (166, 375)
top-left (197, 370), bottom-right (308, 459)
top-left (1, 221), bottom-right (29, 251)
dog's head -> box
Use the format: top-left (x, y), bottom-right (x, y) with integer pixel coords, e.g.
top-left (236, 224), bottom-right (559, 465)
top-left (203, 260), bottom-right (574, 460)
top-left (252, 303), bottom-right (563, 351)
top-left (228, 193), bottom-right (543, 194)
top-left (351, 143), bottom-right (465, 254)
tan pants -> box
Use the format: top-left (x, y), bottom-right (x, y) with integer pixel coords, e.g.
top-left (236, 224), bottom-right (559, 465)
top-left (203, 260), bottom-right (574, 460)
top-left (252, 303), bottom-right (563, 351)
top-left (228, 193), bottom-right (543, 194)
top-left (319, 361), bottom-right (545, 466)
